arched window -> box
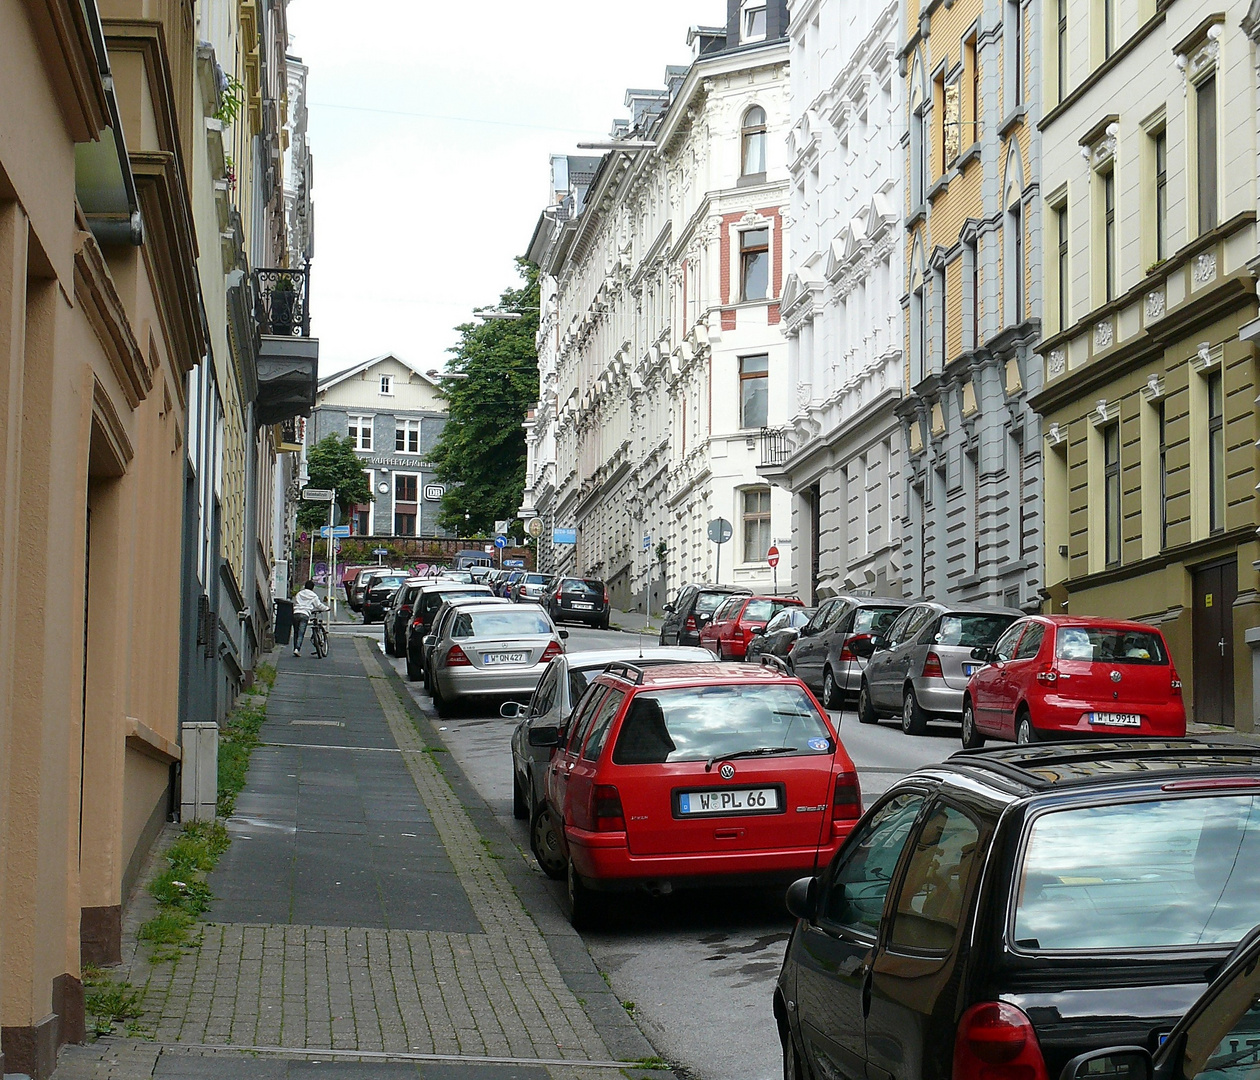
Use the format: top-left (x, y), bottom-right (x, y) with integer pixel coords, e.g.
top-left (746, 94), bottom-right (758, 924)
top-left (742, 106), bottom-right (767, 176)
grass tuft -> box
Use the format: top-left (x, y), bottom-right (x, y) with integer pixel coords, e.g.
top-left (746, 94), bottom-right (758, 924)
top-left (84, 977), bottom-right (146, 1036)
top-left (217, 700), bottom-right (266, 817)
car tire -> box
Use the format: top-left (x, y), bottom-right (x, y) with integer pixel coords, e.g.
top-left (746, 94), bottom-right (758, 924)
top-left (598, 613), bottom-right (610, 631)
top-left (433, 684), bottom-right (452, 719)
top-left (406, 652), bottom-right (421, 682)
top-left (961, 700), bottom-right (986, 749)
top-left (783, 1026), bottom-right (804, 1080)
top-left (1016, 710), bottom-right (1037, 745)
top-left (858, 682), bottom-right (878, 724)
top-left (901, 687), bottom-right (928, 736)
top-left (567, 858), bottom-right (603, 930)
top-left (822, 667), bottom-right (842, 709)
top-left (531, 807), bottom-right (566, 880)
top-left (512, 774), bottom-right (529, 821)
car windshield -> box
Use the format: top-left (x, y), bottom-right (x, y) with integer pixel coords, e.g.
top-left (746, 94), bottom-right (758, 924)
top-left (441, 571), bottom-right (474, 583)
top-left (450, 609), bottom-right (553, 639)
top-left (854, 606), bottom-right (903, 636)
top-left (1055, 626), bottom-right (1168, 664)
top-left (745, 599), bottom-right (799, 621)
top-left (937, 613), bottom-right (1018, 647)
top-left (696, 591), bottom-right (739, 615)
top-left (611, 683), bottom-right (832, 765)
top-left (1012, 794), bottom-right (1260, 952)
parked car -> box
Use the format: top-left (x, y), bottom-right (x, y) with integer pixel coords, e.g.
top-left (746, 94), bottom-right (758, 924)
top-left (1059, 924), bottom-right (1260, 1080)
top-left (419, 594), bottom-right (509, 686)
top-left (855, 602), bottom-right (1022, 734)
top-left (401, 582), bottom-right (493, 678)
top-left (746, 607), bottom-right (815, 665)
top-left (348, 567), bottom-right (396, 611)
top-left (468, 565), bottom-right (494, 585)
top-left (383, 579), bottom-right (428, 657)
top-left (789, 594), bottom-right (909, 708)
top-left (360, 572), bottom-right (408, 623)
top-left (548, 577), bottom-right (611, 629)
top-left (495, 570), bottom-right (525, 598)
top-left (699, 595), bottom-right (805, 660)
top-left (537, 661), bottom-right (861, 928)
top-left (438, 570), bottom-right (475, 584)
top-left (503, 645), bottom-right (713, 876)
top-left (659, 584), bottom-right (752, 647)
top-left (510, 572), bottom-right (553, 604)
top-left (774, 739), bottom-right (1260, 1080)
top-left (428, 600), bottom-right (567, 717)
top-left (341, 567), bottom-right (370, 607)
top-left (960, 615), bottom-right (1187, 747)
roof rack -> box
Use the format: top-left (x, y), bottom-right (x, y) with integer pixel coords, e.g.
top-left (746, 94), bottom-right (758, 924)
top-left (603, 662), bottom-right (646, 685)
top-left (759, 654), bottom-right (790, 674)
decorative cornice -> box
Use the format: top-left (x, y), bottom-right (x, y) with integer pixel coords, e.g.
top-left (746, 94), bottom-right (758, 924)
top-left (74, 228), bottom-right (150, 408)
top-left (23, 0), bottom-right (110, 142)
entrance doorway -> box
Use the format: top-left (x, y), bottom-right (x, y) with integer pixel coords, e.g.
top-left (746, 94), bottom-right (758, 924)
top-left (808, 482), bottom-right (820, 603)
top-left (1192, 559), bottom-right (1237, 726)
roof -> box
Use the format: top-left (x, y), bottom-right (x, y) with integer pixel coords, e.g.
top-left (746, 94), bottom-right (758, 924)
top-left (913, 602), bottom-right (1025, 617)
top-left (317, 353), bottom-right (443, 394)
top-left (567, 646), bottom-right (712, 672)
top-left (602, 662), bottom-right (805, 688)
top-left (1023, 614), bottom-right (1172, 632)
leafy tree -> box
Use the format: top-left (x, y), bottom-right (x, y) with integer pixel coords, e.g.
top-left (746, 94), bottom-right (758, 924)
top-left (430, 260), bottom-right (539, 533)
top-left (297, 435), bottom-right (372, 529)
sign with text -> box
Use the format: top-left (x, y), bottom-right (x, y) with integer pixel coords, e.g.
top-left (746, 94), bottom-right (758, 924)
top-left (320, 525), bottom-right (351, 538)
top-left (553, 528), bottom-right (577, 545)
top-left (423, 484), bottom-right (445, 501)
top-left (302, 488), bottom-right (334, 501)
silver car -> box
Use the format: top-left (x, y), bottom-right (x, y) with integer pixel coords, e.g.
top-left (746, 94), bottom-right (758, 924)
top-left (419, 593), bottom-right (507, 686)
top-left (511, 572), bottom-right (553, 603)
top-left (857, 602), bottom-right (1022, 734)
top-left (429, 601), bottom-right (567, 717)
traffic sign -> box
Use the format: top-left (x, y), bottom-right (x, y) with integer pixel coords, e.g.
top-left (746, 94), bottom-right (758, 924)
top-left (373, 547), bottom-right (389, 556)
top-left (707, 518), bottom-right (733, 544)
top-left (553, 528), bottom-right (577, 545)
top-left (504, 558), bottom-right (525, 568)
top-left (643, 533), bottom-right (651, 552)
top-left (320, 524), bottom-right (351, 538)
top-left (494, 520), bottom-right (511, 535)
top-left (302, 487), bottom-right (334, 501)
top-left (494, 535), bottom-right (508, 549)
top-left (767, 545), bottom-right (780, 568)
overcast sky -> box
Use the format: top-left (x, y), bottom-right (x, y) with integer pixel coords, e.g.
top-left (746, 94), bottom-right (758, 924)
top-left (287, 0), bottom-right (722, 378)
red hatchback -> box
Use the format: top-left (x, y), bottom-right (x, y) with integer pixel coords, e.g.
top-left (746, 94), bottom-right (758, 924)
top-left (537, 661), bottom-right (861, 927)
top-left (961, 615), bottom-right (1187, 747)
top-left (698, 595), bottom-right (805, 660)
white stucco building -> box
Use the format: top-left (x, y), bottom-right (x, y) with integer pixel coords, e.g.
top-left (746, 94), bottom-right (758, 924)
top-left (759, 0), bottom-right (906, 603)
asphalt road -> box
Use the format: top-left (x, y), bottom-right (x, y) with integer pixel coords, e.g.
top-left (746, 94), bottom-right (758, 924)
top-left (363, 617), bottom-right (956, 1080)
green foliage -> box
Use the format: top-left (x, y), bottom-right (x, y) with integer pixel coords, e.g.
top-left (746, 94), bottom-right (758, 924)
top-left (217, 701), bottom-right (266, 817)
top-left (254, 662), bottom-right (277, 691)
top-left (430, 259), bottom-right (540, 533)
top-left (213, 74), bottom-right (245, 126)
top-left (298, 435), bottom-right (373, 530)
top-left (85, 976), bottom-right (146, 1036)
top-left (138, 910), bottom-right (194, 946)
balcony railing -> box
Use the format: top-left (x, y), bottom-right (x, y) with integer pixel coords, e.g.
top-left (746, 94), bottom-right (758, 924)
top-left (759, 426), bottom-right (790, 468)
top-left (253, 267), bottom-right (311, 337)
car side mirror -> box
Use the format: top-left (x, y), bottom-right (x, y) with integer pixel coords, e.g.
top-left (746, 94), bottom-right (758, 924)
top-left (970, 646), bottom-right (993, 662)
top-left (850, 636), bottom-right (877, 660)
top-left (1059, 1048), bottom-right (1151, 1080)
top-left (558, 630), bottom-right (569, 641)
top-left (529, 725), bottom-right (562, 748)
top-left (664, 603), bottom-right (675, 613)
top-left (785, 876), bottom-right (819, 921)
top-left (500, 701), bottom-right (527, 719)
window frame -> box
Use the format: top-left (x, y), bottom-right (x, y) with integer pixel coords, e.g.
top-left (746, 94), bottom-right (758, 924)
top-left (1207, 370), bottom-right (1224, 533)
top-left (395, 417), bottom-right (421, 455)
top-left (1056, 0), bottom-right (1068, 102)
top-left (393, 471), bottom-right (420, 538)
top-left (1055, 202), bottom-right (1069, 332)
top-left (379, 374), bottom-right (394, 396)
top-left (347, 414), bottom-right (374, 452)
top-left (739, 228), bottom-right (771, 302)
top-left (1195, 72), bottom-right (1219, 237)
top-left (1104, 423), bottom-right (1121, 566)
top-left (741, 106), bottom-right (768, 177)
top-left (1158, 400), bottom-right (1168, 549)
top-left (739, 354), bottom-right (769, 429)
top-left (1154, 129), bottom-right (1168, 262)
top-left (741, 0), bottom-right (768, 43)
top-left (741, 486), bottom-right (773, 564)
top-left (1103, 168), bottom-right (1116, 302)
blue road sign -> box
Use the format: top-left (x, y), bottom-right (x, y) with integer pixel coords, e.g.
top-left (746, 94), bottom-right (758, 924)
top-left (503, 558), bottom-right (525, 568)
top-left (373, 547), bottom-right (389, 555)
top-left (320, 524), bottom-right (351, 538)
top-left (494, 535), bottom-right (508, 549)
top-left (553, 528), bottom-right (577, 545)
top-left (643, 533), bottom-right (651, 551)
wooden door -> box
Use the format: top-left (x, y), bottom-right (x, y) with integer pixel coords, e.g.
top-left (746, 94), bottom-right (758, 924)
top-left (1192, 561), bottom-right (1237, 726)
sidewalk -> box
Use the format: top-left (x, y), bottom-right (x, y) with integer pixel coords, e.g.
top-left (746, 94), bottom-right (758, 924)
top-left (52, 636), bottom-right (664, 1079)
top-left (606, 608), bottom-right (661, 637)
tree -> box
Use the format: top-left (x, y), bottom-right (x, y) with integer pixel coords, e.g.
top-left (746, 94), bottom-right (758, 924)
top-left (297, 435), bottom-right (371, 529)
top-left (430, 259), bottom-right (539, 534)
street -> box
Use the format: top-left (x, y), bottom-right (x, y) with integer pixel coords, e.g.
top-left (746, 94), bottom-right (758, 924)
top-left (372, 618), bottom-right (956, 1080)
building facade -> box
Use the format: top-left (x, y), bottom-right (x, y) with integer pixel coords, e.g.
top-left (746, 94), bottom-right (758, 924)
top-left (898, 0), bottom-right (1045, 611)
top-left (761, 0), bottom-right (907, 604)
top-left (1031, 0), bottom-right (1259, 730)
top-left (308, 355), bottom-right (450, 538)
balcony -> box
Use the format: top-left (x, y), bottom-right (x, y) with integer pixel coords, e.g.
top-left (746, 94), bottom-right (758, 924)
top-left (253, 267), bottom-right (318, 426)
top-left (759, 427), bottom-right (790, 468)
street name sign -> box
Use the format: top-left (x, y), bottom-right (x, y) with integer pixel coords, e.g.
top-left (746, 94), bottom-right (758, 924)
top-left (553, 528), bottom-right (577, 545)
top-left (504, 558), bottom-right (525, 568)
top-left (643, 534), bottom-right (651, 551)
top-left (373, 547), bottom-right (389, 556)
top-left (302, 488), bottom-right (334, 501)
top-left (320, 525), bottom-right (351, 538)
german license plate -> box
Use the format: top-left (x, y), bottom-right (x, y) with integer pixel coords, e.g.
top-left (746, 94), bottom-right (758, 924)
top-left (963, 664), bottom-right (980, 677)
top-left (1089, 712), bottom-right (1142, 727)
top-left (678, 787), bottom-right (779, 815)
top-left (483, 651), bottom-right (527, 666)
top-left (572, 601), bottom-right (594, 610)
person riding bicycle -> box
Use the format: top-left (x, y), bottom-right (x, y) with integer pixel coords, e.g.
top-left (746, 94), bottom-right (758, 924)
top-left (292, 580), bottom-right (329, 656)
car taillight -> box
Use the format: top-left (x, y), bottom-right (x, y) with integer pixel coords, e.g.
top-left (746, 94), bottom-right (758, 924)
top-left (1035, 666), bottom-right (1058, 685)
top-left (839, 634), bottom-right (871, 663)
top-left (832, 771), bottom-right (861, 820)
top-left (685, 614), bottom-right (698, 633)
top-left (411, 616), bottom-right (423, 628)
top-left (603, 587), bottom-right (609, 604)
top-left (444, 644), bottom-right (471, 667)
top-left (590, 784), bottom-right (625, 831)
top-left (922, 652), bottom-right (944, 679)
top-left (953, 1002), bottom-right (1048, 1080)
top-left (555, 589), bottom-right (563, 602)
top-left (540, 640), bottom-right (562, 662)
top-left (1171, 671), bottom-right (1183, 695)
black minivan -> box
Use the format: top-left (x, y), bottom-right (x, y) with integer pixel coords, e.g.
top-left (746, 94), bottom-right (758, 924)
top-left (775, 740), bottom-right (1260, 1080)
top-left (547, 577), bottom-right (610, 629)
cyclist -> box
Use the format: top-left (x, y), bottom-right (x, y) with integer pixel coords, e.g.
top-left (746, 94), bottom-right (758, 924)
top-left (292, 579), bottom-right (329, 656)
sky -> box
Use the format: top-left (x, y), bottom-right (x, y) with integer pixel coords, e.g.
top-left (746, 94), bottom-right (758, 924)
top-left (287, 0), bottom-right (722, 379)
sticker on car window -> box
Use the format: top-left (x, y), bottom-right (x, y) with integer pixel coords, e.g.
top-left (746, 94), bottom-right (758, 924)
top-left (808, 737), bottom-right (830, 752)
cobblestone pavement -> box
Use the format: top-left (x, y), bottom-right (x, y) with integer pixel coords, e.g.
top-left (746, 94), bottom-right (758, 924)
top-left (53, 635), bottom-right (663, 1080)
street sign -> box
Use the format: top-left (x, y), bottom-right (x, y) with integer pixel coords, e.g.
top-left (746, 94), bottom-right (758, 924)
top-left (494, 535), bottom-right (508, 549)
top-left (373, 547), bottom-right (389, 556)
top-left (504, 558), bottom-right (525, 568)
top-left (494, 520), bottom-right (511, 535)
top-left (707, 518), bottom-right (733, 544)
top-left (302, 487), bottom-right (334, 501)
top-left (320, 525), bottom-right (351, 538)
top-left (553, 528), bottom-right (577, 545)
top-left (525, 517), bottom-right (544, 538)
top-left (643, 533), bottom-right (651, 552)
top-left (767, 545), bottom-right (780, 568)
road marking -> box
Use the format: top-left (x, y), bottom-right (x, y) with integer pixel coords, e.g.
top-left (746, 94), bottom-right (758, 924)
top-left (259, 741), bottom-right (403, 753)
top-left (288, 720), bottom-right (345, 727)
top-left (157, 1043), bottom-right (634, 1069)
top-left (278, 671), bottom-right (369, 680)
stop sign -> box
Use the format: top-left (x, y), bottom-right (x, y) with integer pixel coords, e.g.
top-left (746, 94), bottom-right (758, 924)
top-left (767, 545), bottom-right (780, 568)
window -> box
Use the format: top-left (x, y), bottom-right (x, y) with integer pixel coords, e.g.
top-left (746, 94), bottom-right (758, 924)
top-left (1104, 424), bottom-right (1121, 565)
top-left (582, 689), bottom-right (626, 762)
top-left (739, 354), bottom-right (769, 428)
top-left (1006, 0), bottom-right (1024, 108)
top-left (1056, 204), bottom-right (1069, 331)
top-left (742, 2), bottom-right (767, 42)
top-left (965, 34), bottom-right (980, 145)
top-left (1154, 130), bottom-right (1168, 261)
top-left (394, 473), bottom-right (418, 537)
top-left (911, 279), bottom-right (927, 383)
top-left (943, 75), bottom-right (961, 169)
top-left (1013, 621), bottom-right (1045, 660)
top-left (379, 374), bottom-right (394, 395)
top-left (395, 418), bottom-right (420, 454)
top-left (740, 229), bottom-right (769, 301)
top-left (1103, 0), bottom-right (1115, 58)
top-left (966, 239), bottom-right (980, 348)
top-left (889, 804), bottom-right (981, 952)
top-left (741, 106), bottom-right (767, 176)
top-left (911, 103), bottom-right (927, 206)
top-left (1010, 202), bottom-right (1025, 322)
top-left (742, 487), bottom-right (772, 563)
top-left (347, 415), bottom-right (373, 451)
top-left (937, 268), bottom-right (948, 369)
top-left (1103, 169), bottom-right (1116, 301)
top-left (1208, 371), bottom-right (1224, 532)
top-left (1158, 401), bottom-right (1168, 548)
top-left (993, 620), bottom-right (1027, 662)
top-left (1056, 0), bottom-right (1068, 101)
top-left (1196, 74), bottom-right (1218, 234)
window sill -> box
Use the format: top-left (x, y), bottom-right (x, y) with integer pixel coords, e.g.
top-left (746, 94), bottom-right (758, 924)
top-left (927, 174), bottom-right (950, 203)
top-left (957, 141), bottom-right (981, 170)
top-left (998, 106), bottom-right (1027, 138)
top-left (906, 204), bottom-right (927, 230)
top-left (737, 172), bottom-right (768, 188)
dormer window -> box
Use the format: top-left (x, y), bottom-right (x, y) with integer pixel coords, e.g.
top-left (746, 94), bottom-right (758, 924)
top-left (742, 106), bottom-right (767, 176)
top-left (379, 375), bottom-right (394, 395)
top-left (742, 2), bottom-right (767, 42)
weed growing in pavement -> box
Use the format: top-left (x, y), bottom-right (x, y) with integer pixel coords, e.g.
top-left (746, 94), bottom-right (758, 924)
top-left (619, 1058), bottom-right (671, 1072)
top-left (218, 699), bottom-right (267, 817)
top-left (83, 966), bottom-right (146, 1037)
top-left (254, 661), bottom-right (277, 691)
top-left (139, 820), bottom-right (231, 957)
top-left (621, 1000), bottom-right (638, 1017)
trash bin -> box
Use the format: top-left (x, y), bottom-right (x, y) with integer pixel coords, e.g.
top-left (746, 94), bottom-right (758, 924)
top-left (274, 598), bottom-right (294, 645)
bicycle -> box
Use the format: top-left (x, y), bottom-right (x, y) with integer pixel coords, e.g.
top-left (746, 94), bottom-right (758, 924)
top-left (310, 613), bottom-right (329, 658)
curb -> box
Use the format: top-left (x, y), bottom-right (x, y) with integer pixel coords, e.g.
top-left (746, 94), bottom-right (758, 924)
top-left (365, 646), bottom-right (673, 1078)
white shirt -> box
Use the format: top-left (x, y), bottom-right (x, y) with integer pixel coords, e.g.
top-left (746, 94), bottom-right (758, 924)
top-left (293, 588), bottom-right (328, 616)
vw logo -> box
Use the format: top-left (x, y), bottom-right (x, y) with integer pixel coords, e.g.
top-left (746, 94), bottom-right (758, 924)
top-left (1110, 670), bottom-right (1122, 683)
top-left (719, 763), bottom-right (736, 780)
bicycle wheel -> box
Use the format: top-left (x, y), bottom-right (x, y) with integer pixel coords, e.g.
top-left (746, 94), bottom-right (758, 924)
top-left (313, 623), bottom-right (328, 658)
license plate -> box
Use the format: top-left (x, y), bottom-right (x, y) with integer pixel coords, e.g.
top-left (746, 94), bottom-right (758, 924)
top-left (963, 664), bottom-right (980, 677)
top-left (571, 601), bottom-right (594, 610)
top-left (678, 787), bottom-right (779, 815)
top-left (1089, 712), bottom-right (1142, 727)
top-left (483, 651), bottom-right (527, 666)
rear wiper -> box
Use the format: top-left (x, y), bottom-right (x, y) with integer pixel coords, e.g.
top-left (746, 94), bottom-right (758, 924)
top-left (706, 746), bottom-right (797, 771)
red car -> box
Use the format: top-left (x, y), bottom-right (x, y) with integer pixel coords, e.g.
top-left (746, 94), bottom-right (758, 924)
top-left (698, 595), bottom-right (805, 660)
top-left (536, 661), bottom-right (861, 927)
top-left (961, 615), bottom-right (1187, 747)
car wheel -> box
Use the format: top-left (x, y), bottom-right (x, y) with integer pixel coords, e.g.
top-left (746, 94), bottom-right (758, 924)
top-left (406, 652), bottom-right (421, 682)
top-left (1016, 710), bottom-right (1037, 745)
top-left (822, 667), bottom-right (842, 709)
top-left (433, 683), bottom-right (452, 719)
top-left (782, 1026), bottom-right (804, 1080)
top-left (961, 700), bottom-right (986, 749)
top-left (531, 807), bottom-right (566, 880)
top-left (858, 682), bottom-right (878, 724)
top-left (512, 774), bottom-right (529, 821)
top-left (567, 858), bottom-right (603, 930)
top-left (598, 613), bottom-right (610, 631)
top-left (901, 687), bottom-right (928, 736)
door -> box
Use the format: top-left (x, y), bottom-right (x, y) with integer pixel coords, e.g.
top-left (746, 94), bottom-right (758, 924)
top-left (545, 684), bottom-right (609, 855)
top-left (867, 607), bottom-right (920, 711)
top-left (792, 599), bottom-right (836, 685)
top-left (809, 483), bottom-right (821, 603)
top-left (1000, 621), bottom-right (1045, 736)
top-left (1193, 561), bottom-right (1237, 726)
top-left (971, 620), bottom-right (1027, 734)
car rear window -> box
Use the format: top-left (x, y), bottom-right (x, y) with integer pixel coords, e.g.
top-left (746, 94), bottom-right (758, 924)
top-left (522, 574), bottom-right (549, 585)
top-left (854, 606), bottom-right (903, 636)
top-left (937, 614), bottom-right (1018, 648)
top-left (1013, 794), bottom-right (1260, 951)
top-left (371, 577), bottom-right (404, 592)
top-left (1055, 626), bottom-right (1168, 664)
top-left (745, 600), bottom-right (798, 622)
top-left (696, 591), bottom-right (739, 615)
top-left (611, 683), bottom-right (832, 765)
top-left (451, 609), bottom-right (553, 638)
